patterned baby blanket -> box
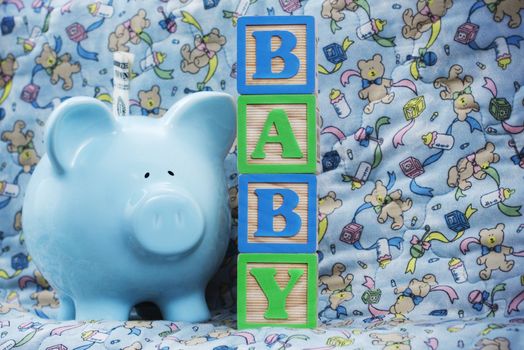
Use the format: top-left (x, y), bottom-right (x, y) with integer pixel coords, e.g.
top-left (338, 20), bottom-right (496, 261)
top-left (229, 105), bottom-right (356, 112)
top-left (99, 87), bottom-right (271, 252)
top-left (0, 0), bottom-right (523, 349)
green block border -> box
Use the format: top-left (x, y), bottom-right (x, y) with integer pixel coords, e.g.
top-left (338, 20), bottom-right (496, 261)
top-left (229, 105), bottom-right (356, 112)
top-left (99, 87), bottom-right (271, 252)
top-left (237, 94), bottom-right (317, 174)
top-left (237, 253), bottom-right (318, 329)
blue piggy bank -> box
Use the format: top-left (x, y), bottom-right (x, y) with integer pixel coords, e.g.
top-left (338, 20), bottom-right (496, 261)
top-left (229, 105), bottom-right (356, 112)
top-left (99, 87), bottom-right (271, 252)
top-left (23, 92), bottom-right (236, 321)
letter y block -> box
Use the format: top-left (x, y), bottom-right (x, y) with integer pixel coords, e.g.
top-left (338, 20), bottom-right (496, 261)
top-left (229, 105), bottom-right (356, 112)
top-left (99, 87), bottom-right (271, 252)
top-left (237, 253), bottom-right (317, 329)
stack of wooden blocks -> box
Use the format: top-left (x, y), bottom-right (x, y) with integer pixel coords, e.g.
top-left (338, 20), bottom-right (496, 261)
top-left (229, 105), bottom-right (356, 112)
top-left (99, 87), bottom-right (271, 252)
top-left (236, 15), bottom-right (318, 329)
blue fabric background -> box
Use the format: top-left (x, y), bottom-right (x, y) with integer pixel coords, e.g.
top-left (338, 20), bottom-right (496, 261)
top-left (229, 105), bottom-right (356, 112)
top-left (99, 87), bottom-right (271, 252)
top-left (0, 0), bottom-right (523, 348)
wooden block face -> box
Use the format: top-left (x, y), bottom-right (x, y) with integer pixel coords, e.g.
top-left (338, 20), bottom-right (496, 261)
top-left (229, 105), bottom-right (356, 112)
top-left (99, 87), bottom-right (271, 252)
top-left (246, 103), bottom-right (308, 166)
top-left (237, 253), bottom-right (317, 329)
top-left (238, 95), bottom-right (317, 174)
top-left (237, 16), bottom-right (315, 94)
top-left (246, 262), bottom-right (307, 324)
top-left (245, 24), bottom-right (307, 87)
top-left (238, 174), bottom-right (317, 253)
top-left (247, 182), bottom-right (308, 244)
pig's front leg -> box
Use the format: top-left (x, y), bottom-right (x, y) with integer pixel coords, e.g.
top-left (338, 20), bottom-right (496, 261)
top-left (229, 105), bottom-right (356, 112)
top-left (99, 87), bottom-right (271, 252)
top-left (159, 290), bottom-right (210, 322)
top-left (75, 298), bottom-right (131, 320)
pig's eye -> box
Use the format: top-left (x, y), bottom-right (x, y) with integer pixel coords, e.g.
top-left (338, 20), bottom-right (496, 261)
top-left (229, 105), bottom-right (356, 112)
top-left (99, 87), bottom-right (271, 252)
top-left (168, 170), bottom-right (174, 176)
top-left (144, 172), bottom-right (150, 179)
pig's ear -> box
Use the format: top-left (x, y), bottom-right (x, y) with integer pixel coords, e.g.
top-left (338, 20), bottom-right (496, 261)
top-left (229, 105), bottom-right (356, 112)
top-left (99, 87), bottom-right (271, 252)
top-left (164, 92), bottom-right (236, 158)
top-left (46, 97), bottom-right (115, 174)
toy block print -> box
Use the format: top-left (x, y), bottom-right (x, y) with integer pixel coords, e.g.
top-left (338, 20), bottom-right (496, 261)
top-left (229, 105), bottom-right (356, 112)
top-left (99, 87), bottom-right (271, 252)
top-left (238, 174), bottom-right (317, 253)
top-left (238, 94), bottom-right (317, 174)
top-left (237, 16), bottom-right (316, 94)
top-left (445, 210), bottom-right (470, 232)
top-left (237, 253), bottom-right (317, 329)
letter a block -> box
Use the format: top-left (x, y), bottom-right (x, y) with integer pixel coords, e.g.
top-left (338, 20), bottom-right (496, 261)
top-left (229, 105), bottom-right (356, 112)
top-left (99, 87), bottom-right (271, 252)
top-left (238, 94), bottom-right (317, 174)
top-left (237, 253), bottom-right (317, 329)
top-left (238, 174), bottom-right (317, 253)
top-left (237, 16), bottom-right (316, 94)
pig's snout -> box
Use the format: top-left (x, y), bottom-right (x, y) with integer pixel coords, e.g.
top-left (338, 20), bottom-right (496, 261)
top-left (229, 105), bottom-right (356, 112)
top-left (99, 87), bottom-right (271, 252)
top-left (132, 192), bottom-right (204, 256)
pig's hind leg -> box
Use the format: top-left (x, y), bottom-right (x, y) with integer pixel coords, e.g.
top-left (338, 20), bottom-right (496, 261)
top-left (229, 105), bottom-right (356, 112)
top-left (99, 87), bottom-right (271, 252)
top-left (57, 294), bottom-right (75, 320)
top-left (159, 290), bottom-right (210, 322)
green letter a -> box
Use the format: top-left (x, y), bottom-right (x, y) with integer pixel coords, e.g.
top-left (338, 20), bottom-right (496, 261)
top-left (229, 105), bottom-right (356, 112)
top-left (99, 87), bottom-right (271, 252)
top-left (250, 109), bottom-right (303, 159)
top-left (250, 267), bottom-right (304, 319)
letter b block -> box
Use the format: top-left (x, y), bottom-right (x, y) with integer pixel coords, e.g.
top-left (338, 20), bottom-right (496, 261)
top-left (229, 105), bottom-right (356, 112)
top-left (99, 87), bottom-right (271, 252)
top-left (238, 174), bottom-right (317, 253)
top-left (237, 16), bottom-right (316, 94)
top-left (237, 253), bottom-right (317, 329)
top-left (238, 94), bottom-right (317, 174)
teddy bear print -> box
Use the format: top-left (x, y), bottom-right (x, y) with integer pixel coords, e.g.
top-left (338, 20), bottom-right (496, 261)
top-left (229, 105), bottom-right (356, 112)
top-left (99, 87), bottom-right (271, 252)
top-left (108, 9), bottom-right (151, 52)
top-left (1, 120), bottom-right (33, 153)
top-left (319, 263), bottom-right (354, 294)
top-left (2, 120), bottom-right (40, 172)
top-left (357, 54), bottom-right (394, 114)
top-left (402, 0), bottom-right (453, 39)
top-left (318, 191), bottom-right (342, 242)
top-left (181, 28), bottom-right (226, 74)
top-left (370, 332), bottom-right (413, 350)
top-left (138, 85), bottom-right (166, 117)
top-left (0, 53), bottom-right (18, 89)
top-left (321, 289), bottom-right (354, 319)
top-left (477, 224), bottom-right (514, 280)
top-left (121, 342), bottom-right (142, 350)
top-left (433, 64), bottom-right (480, 121)
top-left (484, 0), bottom-right (524, 28)
top-left (365, 180), bottom-right (412, 230)
top-left (389, 274), bottom-right (437, 316)
top-left (321, 0), bottom-right (358, 23)
top-left (30, 289), bottom-right (59, 309)
top-left (447, 142), bottom-right (500, 191)
top-left (475, 337), bottom-right (510, 350)
top-left (35, 44), bottom-right (81, 91)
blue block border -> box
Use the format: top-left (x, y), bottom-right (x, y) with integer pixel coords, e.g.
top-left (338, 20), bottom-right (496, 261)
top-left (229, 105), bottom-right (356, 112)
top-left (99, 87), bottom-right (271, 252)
top-left (237, 16), bottom-right (316, 95)
top-left (238, 174), bottom-right (317, 253)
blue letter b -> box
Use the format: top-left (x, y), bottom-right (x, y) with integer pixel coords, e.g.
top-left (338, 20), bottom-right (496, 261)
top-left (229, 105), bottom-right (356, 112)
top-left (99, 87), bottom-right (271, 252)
top-left (254, 188), bottom-right (301, 237)
top-left (252, 30), bottom-right (300, 79)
